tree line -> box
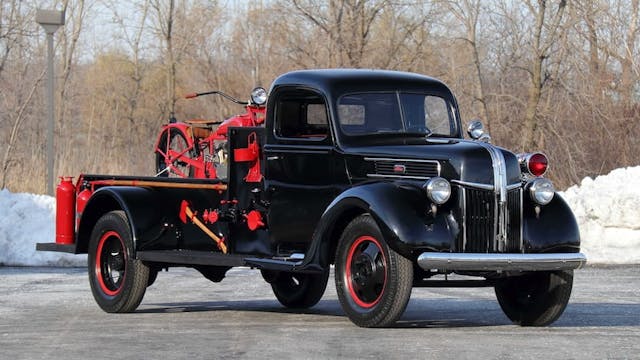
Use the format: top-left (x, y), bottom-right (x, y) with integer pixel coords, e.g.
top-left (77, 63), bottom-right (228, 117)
top-left (1, 0), bottom-right (638, 193)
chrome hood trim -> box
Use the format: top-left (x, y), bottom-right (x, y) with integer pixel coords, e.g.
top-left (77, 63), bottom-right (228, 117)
top-left (460, 140), bottom-right (510, 251)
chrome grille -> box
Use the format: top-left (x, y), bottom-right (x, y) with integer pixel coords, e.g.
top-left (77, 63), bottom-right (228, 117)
top-left (506, 188), bottom-right (523, 252)
top-left (464, 188), bottom-right (495, 252)
top-left (462, 187), bottom-right (523, 253)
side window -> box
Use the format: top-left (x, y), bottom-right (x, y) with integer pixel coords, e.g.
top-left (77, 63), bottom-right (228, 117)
top-left (338, 94), bottom-right (403, 134)
top-left (275, 90), bottom-right (328, 140)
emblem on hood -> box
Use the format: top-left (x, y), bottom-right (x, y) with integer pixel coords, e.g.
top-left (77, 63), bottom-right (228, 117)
top-left (393, 164), bottom-right (406, 174)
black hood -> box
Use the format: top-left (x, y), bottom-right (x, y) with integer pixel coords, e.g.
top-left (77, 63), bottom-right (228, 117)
top-left (343, 139), bottom-right (521, 186)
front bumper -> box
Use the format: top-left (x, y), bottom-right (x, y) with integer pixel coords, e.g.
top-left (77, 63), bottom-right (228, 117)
top-left (417, 252), bottom-right (587, 271)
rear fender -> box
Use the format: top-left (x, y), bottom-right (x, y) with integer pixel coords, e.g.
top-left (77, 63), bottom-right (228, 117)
top-left (301, 182), bottom-right (458, 268)
top-left (76, 186), bottom-right (168, 254)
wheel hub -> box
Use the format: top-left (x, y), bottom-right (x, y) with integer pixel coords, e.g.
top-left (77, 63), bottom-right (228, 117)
top-left (346, 236), bottom-right (387, 308)
top-left (95, 231), bottom-right (127, 296)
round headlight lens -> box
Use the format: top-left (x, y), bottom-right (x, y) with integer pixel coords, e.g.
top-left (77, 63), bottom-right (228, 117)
top-left (250, 87), bottom-right (267, 105)
top-left (529, 178), bottom-right (555, 205)
top-left (424, 177), bottom-right (451, 205)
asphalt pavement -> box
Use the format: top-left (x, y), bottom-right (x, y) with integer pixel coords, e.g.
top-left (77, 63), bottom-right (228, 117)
top-left (0, 265), bottom-right (638, 359)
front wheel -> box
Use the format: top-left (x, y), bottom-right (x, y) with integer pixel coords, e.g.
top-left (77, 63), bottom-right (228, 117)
top-left (495, 270), bottom-right (573, 326)
top-left (335, 214), bottom-right (413, 328)
top-left (88, 211), bottom-right (149, 313)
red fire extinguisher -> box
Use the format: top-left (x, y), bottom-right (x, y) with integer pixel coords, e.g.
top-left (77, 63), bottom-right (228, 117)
top-left (56, 177), bottom-right (76, 245)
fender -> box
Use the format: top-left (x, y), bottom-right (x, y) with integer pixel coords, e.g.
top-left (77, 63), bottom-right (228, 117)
top-left (523, 192), bottom-right (581, 253)
top-left (76, 186), bottom-right (172, 254)
top-left (300, 182), bottom-right (458, 269)
top-left (154, 123), bottom-right (194, 151)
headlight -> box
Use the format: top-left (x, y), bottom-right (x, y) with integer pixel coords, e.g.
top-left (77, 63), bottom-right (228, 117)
top-left (250, 87), bottom-right (267, 105)
top-left (529, 178), bottom-right (555, 205)
top-left (423, 177), bottom-right (451, 205)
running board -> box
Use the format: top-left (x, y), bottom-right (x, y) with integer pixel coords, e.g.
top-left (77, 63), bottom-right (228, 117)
top-left (136, 250), bottom-right (324, 273)
top-left (413, 279), bottom-right (497, 288)
top-left (137, 250), bottom-right (246, 267)
top-left (244, 257), bottom-right (324, 274)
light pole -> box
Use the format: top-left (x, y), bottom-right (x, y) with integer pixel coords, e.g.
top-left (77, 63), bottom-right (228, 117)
top-left (36, 9), bottom-right (65, 195)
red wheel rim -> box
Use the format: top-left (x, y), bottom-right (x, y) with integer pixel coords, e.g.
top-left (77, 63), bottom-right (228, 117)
top-left (95, 231), bottom-right (126, 296)
top-left (345, 235), bottom-right (387, 308)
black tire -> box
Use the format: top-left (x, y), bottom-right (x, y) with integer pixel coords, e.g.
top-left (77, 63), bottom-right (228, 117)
top-left (267, 270), bottom-right (330, 309)
top-left (335, 214), bottom-right (413, 328)
top-left (88, 211), bottom-right (149, 313)
top-left (147, 268), bottom-right (159, 287)
top-left (495, 270), bottom-right (573, 326)
top-left (155, 128), bottom-right (193, 178)
top-left (195, 266), bottom-right (231, 283)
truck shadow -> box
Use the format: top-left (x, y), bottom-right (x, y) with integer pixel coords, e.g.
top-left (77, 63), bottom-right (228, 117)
top-left (139, 299), bottom-right (640, 328)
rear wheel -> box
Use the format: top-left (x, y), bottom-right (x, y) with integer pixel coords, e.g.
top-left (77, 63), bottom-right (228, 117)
top-left (155, 128), bottom-right (193, 178)
top-left (335, 214), bottom-right (413, 327)
top-left (88, 211), bottom-right (149, 313)
top-left (265, 270), bottom-right (329, 309)
top-left (495, 270), bottom-right (573, 326)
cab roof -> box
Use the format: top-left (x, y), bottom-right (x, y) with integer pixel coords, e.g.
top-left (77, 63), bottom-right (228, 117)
top-left (270, 69), bottom-right (454, 97)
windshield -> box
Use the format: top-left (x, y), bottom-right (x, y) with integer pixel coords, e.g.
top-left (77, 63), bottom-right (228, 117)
top-left (337, 92), bottom-right (456, 137)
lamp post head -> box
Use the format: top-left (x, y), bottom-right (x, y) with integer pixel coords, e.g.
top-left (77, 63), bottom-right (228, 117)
top-left (36, 9), bottom-right (65, 34)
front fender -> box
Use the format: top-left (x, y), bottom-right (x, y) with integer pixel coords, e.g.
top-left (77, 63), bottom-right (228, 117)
top-left (523, 192), bottom-right (581, 252)
top-left (301, 182), bottom-right (458, 269)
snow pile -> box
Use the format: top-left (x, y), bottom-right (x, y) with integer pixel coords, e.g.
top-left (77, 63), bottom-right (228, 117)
top-left (559, 166), bottom-right (640, 264)
top-left (1, 166), bottom-right (639, 266)
top-left (0, 189), bottom-right (86, 267)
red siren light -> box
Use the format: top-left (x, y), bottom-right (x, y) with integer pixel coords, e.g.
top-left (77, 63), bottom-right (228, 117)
top-left (528, 153), bottom-right (548, 177)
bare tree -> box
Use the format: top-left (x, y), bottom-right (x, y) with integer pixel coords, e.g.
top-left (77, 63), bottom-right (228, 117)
top-left (290, 0), bottom-right (388, 67)
top-left (442, 0), bottom-right (491, 131)
top-left (149, 0), bottom-right (177, 118)
top-left (1, 69), bottom-right (45, 188)
top-left (519, 0), bottom-right (568, 151)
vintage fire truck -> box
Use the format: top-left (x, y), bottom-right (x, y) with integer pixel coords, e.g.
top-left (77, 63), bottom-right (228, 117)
top-left (37, 69), bottom-right (586, 328)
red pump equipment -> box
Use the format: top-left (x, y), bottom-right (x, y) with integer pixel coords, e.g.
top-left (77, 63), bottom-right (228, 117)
top-left (55, 177), bottom-right (76, 245)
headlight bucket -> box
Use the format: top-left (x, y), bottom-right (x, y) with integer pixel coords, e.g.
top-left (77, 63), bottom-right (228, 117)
top-left (529, 178), bottom-right (555, 205)
top-left (423, 177), bottom-right (451, 205)
top-left (250, 87), bottom-right (267, 105)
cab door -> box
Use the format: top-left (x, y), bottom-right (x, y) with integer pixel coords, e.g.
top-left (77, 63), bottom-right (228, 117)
top-left (263, 87), bottom-right (340, 251)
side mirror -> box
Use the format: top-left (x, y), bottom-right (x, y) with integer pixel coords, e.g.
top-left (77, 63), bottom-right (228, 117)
top-left (467, 119), bottom-right (491, 143)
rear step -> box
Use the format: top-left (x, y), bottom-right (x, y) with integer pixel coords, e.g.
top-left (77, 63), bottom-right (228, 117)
top-left (36, 243), bottom-right (78, 254)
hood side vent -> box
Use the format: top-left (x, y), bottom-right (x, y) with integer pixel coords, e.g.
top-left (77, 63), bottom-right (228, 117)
top-left (365, 158), bottom-right (440, 180)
